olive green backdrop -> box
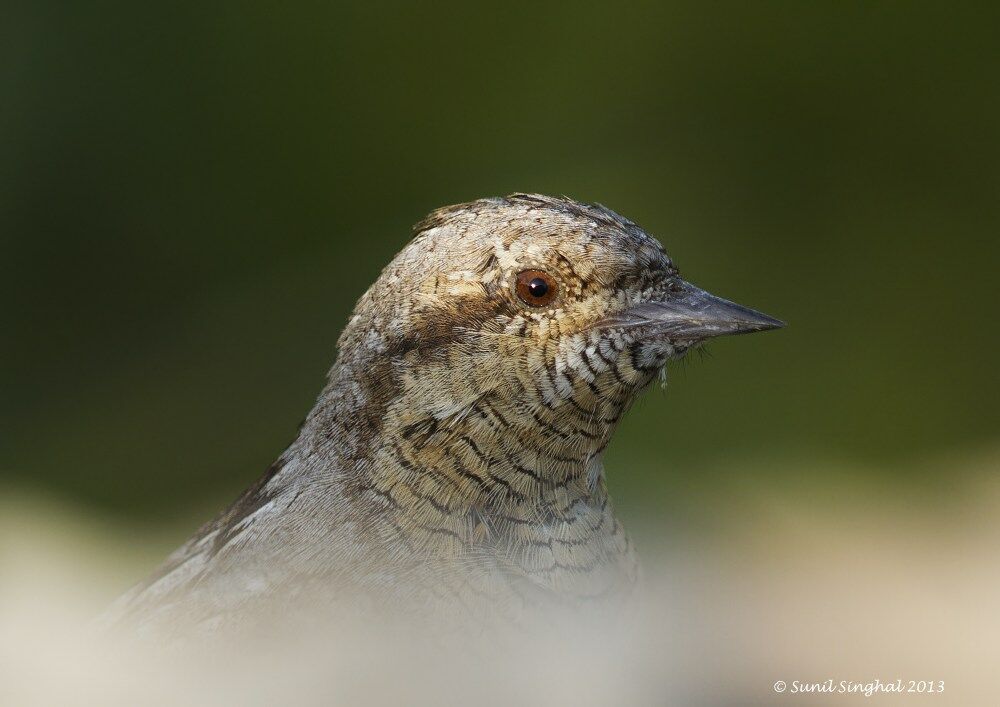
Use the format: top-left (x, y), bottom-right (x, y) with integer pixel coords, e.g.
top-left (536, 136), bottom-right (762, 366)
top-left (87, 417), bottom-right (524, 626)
top-left (3, 1), bottom-right (998, 525)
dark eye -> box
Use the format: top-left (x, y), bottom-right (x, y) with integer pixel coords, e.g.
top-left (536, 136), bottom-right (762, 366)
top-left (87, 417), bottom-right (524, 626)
top-left (515, 269), bottom-right (558, 307)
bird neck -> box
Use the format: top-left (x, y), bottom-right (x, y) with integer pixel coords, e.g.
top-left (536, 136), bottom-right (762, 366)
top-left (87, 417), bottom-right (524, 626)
top-left (295, 352), bottom-right (639, 596)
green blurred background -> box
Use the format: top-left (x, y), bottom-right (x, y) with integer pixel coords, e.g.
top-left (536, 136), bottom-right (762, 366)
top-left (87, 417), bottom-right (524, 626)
top-left (3, 1), bottom-right (998, 531)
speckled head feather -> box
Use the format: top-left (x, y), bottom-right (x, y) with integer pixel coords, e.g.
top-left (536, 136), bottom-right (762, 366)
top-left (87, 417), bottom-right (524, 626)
top-left (107, 194), bottom-right (783, 635)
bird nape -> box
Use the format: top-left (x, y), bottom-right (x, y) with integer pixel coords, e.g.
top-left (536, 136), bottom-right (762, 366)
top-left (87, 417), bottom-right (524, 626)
top-left (104, 194), bottom-right (783, 637)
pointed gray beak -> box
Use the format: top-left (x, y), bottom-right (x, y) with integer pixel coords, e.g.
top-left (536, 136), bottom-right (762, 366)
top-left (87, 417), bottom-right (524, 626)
top-left (604, 280), bottom-right (785, 340)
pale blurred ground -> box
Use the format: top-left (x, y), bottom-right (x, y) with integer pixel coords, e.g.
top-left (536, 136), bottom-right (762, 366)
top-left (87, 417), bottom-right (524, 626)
top-left (3, 445), bottom-right (998, 706)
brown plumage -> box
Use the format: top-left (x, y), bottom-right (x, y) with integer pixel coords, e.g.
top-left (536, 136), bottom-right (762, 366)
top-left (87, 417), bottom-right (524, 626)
top-left (106, 194), bottom-right (783, 635)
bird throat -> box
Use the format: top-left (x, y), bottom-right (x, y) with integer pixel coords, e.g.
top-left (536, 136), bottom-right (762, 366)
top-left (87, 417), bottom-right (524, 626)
top-left (300, 341), bottom-right (646, 600)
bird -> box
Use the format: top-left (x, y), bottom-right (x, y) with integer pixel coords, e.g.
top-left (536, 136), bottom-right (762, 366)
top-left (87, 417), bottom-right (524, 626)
top-left (105, 193), bottom-right (783, 636)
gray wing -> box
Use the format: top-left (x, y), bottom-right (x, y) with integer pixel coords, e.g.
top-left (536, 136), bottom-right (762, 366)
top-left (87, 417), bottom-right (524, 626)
top-left (99, 455), bottom-right (325, 635)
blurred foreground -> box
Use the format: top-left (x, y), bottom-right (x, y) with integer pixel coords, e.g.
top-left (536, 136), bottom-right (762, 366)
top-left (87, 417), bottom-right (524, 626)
top-left (2, 446), bottom-right (998, 706)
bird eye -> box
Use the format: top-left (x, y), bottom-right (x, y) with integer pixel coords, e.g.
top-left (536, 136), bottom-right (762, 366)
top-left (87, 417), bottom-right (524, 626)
top-left (515, 270), bottom-right (558, 307)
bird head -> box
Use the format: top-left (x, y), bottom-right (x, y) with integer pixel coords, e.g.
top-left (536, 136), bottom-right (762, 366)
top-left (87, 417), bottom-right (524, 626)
top-left (335, 194), bottom-right (782, 437)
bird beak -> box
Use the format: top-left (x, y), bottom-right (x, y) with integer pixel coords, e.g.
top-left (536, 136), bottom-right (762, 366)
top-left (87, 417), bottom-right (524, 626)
top-left (605, 280), bottom-right (785, 341)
